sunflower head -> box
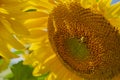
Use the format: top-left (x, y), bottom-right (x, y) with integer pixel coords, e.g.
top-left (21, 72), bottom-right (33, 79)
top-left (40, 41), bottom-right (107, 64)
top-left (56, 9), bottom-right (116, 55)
top-left (48, 1), bottom-right (120, 79)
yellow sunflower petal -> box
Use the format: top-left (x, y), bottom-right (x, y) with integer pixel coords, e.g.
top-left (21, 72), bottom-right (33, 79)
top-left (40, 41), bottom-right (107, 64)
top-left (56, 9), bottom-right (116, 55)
top-left (9, 19), bottom-right (30, 36)
top-left (46, 72), bottom-right (57, 80)
top-left (24, 17), bottom-right (48, 29)
top-left (81, 0), bottom-right (97, 8)
top-left (0, 25), bottom-right (24, 49)
top-left (28, 29), bottom-right (48, 39)
top-left (48, 0), bottom-right (57, 5)
top-left (0, 8), bottom-right (8, 14)
top-left (0, 39), bottom-right (18, 59)
top-left (28, 0), bottom-right (54, 11)
top-left (106, 2), bottom-right (120, 18)
top-left (109, 18), bottom-right (120, 31)
top-left (0, 46), bottom-right (18, 59)
top-left (98, 0), bottom-right (112, 13)
top-left (1, 18), bottom-right (30, 36)
top-left (20, 11), bottom-right (48, 20)
top-left (1, 0), bottom-right (27, 15)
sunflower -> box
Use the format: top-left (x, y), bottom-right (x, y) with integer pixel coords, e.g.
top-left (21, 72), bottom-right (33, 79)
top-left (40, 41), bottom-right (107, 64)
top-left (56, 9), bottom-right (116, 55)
top-left (8, 0), bottom-right (120, 80)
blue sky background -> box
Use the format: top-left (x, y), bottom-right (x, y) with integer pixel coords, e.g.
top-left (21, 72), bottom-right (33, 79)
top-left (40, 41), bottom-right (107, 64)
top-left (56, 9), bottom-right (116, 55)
top-left (112, 0), bottom-right (120, 4)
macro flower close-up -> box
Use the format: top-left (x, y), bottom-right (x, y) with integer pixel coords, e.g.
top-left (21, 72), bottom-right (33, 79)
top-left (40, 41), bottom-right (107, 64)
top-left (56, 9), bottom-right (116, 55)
top-left (0, 0), bottom-right (120, 80)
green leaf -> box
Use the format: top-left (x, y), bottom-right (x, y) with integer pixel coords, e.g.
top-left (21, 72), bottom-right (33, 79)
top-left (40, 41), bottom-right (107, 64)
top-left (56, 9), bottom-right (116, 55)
top-left (12, 50), bottom-right (24, 54)
top-left (10, 61), bottom-right (35, 80)
top-left (37, 72), bottom-right (49, 80)
top-left (4, 73), bottom-right (13, 79)
top-left (0, 58), bottom-right (3, 65)
top-left (6, 61), bottom-right (49, 80)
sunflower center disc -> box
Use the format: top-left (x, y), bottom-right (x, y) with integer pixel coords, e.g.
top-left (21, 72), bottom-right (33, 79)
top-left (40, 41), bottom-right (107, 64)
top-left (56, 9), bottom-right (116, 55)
top-left (48, 1), bottom-right (120, 80)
